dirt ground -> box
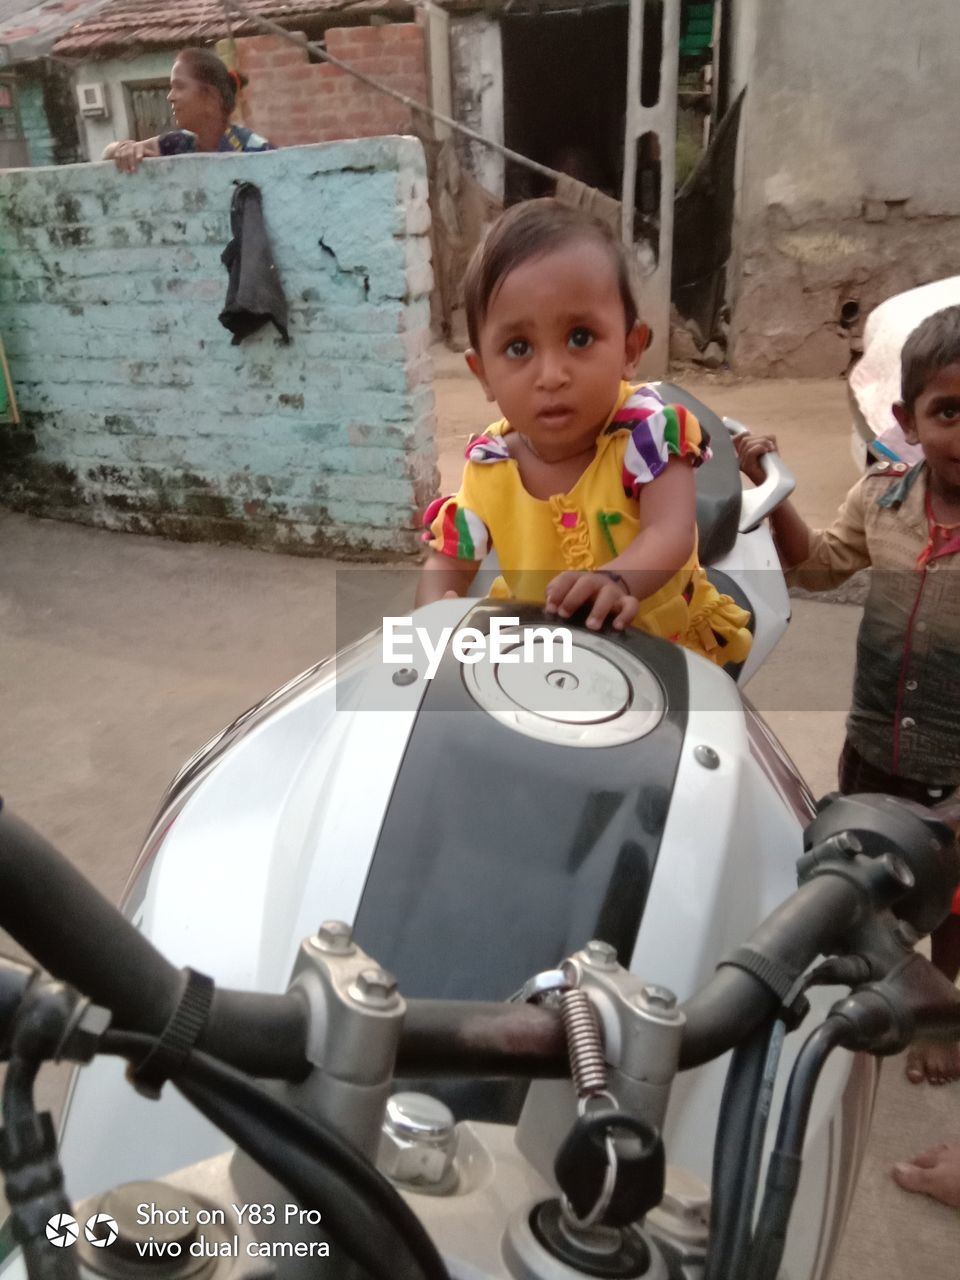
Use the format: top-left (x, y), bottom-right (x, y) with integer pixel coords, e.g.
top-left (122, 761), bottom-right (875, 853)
top-left (0, 352), bottom-right (957, 1275)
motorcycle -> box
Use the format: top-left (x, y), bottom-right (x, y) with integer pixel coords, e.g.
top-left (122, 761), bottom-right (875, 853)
top-left (6, 384), bottom-right (950, 1280)
top-left (1, 792), bottom-right (959, 1280)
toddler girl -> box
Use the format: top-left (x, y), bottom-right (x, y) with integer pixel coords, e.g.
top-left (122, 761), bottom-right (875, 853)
top-left (416, 199), bottom-right (751, 665)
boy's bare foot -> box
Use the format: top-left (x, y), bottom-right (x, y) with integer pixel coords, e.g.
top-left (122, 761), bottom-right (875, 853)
top-left (892, 1143), bottom-right (960, 1208)
top-left (904, 1041), bottom-right (960, 1085)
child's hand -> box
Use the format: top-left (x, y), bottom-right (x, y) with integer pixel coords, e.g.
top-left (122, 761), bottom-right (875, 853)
top-left (733, 431), bottom-right (779, 486)
top-left (544, 570), bottom-right (639, 632)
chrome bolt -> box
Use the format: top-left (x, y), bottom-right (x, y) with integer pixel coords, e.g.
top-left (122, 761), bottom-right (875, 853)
top-left (694, 744), bottom-right (720, 770)
top-left (352, 966), bottom-right (399, 1007)
top-left (392, 667), bottom-right (418, 686)
top-left (662, 1183), bottom-right (710, 1224)
top-left (657, 1168), bottom-right (711, 1233)
top-left (638, 983), bottom-right (677, 1011)
top-left (378, 1093), bottom-right (457, 1189)
top-left (315, 920), bottom-right (355, 954)
top-left (583, 939), bottom-right (618, 969)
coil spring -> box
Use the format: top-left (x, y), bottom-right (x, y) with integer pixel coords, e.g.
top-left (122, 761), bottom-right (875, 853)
top-left (560, 987), bottom-right (607, 1099)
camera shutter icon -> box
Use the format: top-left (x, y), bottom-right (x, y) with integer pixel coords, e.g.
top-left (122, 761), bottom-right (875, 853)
top-left (45, 1214), bottom-right (79, 1247)
top-left (85, 1213), bottom-right (119, 1248)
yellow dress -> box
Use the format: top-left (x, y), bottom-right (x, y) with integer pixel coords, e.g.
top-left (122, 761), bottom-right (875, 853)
top-left (423, 382), bottom-right (752, 666)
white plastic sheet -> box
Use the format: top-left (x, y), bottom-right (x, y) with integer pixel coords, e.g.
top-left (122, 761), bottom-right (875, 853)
top-left (0, 0), bottom-right (112, 65)
top-left (849, 276), bottom-right (960, 463)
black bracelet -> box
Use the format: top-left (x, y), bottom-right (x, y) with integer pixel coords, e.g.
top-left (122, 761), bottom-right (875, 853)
top-left (598, 569), bottom-right (630, 593)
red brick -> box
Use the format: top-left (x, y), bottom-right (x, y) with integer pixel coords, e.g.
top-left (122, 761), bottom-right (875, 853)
top-left (281, 62), bottom-right (316, 81)
top-left (269, 50), bottom-right (308, 69)
top-left (326, 28), bottom-right (363, 54)
top-left (354, 56), bottom-right (399, 75)
top-left (241, 35), bottom-right (288, 54)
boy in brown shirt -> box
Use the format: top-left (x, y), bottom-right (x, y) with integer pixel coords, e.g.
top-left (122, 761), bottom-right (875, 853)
top-left (736, 304), bottom-right (960, 1089)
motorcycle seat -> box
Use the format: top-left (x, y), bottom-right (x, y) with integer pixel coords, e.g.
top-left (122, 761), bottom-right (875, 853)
top-left (655, 381), bottom-right (741, 567)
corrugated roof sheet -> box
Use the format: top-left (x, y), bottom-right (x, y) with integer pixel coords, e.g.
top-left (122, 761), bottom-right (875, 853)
top-left (52, 0), bottom-right (411, 57)
top-left (0, 0), bottom-right (113, 65)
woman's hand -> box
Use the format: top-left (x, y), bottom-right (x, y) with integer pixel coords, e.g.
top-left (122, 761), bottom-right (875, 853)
top-left (544, 570), bottom-right (639, 632)
top-left (733, 431), bottom-right (779, 486)
top-left (102, 138), bottom-right (159, 172)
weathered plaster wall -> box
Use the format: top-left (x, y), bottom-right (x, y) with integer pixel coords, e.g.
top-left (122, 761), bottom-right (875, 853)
top-left (75, 52), bottom-right (175, 159)
top-left (0, 138), bottom-right (437, 556)
top-left (449, 14), bottom-right (504, 201)
top-left (729, 0), bottom-right (960, 376)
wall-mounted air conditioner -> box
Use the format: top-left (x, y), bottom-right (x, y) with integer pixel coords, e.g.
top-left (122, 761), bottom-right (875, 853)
top-left (77, 83), bottom-right (109, 118)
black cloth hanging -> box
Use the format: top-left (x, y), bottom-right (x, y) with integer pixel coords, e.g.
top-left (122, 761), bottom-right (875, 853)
top-left (219, 181), bottom-right (290, 345)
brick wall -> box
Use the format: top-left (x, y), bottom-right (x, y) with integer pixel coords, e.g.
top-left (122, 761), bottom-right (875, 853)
top-left (228, 24), bottom-right (428, 149)
top-left (0, 137), bottom-right (437, 556)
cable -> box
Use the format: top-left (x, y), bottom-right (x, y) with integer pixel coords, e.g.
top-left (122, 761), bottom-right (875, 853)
top-left (703, 1018), bottom-right (780, 1280)
top-left (726, 1019), bottom-right (787, 1279)
top-left (745, 1018), bottom-right (847, 1280)
top-left (2, 1032), bottom-right (79, 1280)
top-left (103, 1030), bottom-right (450, 1280)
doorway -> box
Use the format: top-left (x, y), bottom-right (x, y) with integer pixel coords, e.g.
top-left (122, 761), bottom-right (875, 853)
top-left (500, 6), bottom-right (629, 205)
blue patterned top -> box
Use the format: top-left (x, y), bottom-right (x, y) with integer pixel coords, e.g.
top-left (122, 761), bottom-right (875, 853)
top-left (158, 124), bottom-right (274, 156)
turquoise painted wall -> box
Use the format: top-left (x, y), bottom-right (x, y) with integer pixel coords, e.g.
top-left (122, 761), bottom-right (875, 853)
top-left (0, 138), bottom-right (437, 555)
top-left (17, 79), bottom-right (56, 168)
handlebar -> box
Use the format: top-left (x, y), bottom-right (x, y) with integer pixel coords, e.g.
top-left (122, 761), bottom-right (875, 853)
top-left (3, 794), bottom-right (958, 1082)
top-left (0, 802), bottom-right (309, 1079)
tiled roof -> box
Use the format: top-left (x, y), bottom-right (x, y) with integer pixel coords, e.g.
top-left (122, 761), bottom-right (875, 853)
top-left (52, 0), bottom-right (412, 57)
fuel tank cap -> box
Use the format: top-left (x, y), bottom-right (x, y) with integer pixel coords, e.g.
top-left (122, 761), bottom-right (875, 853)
top-left (462, 628), bottom-right (665, 747)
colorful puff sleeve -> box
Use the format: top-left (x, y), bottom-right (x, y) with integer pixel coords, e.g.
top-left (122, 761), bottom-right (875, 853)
top-left (421, 432), bottom-right (509, 561)
top-left (616, 386), bottom-right (711, 500)
top-left (422, 495), bottom-right (490, 560)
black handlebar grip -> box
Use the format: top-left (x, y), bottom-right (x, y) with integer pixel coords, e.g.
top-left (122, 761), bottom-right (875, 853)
top-left (0, 801), bottom-right (309, 1080)
top-left (0, 800), bottom-right (181, 1031)
top-left (679, 871), bottom-right (868, 1069)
